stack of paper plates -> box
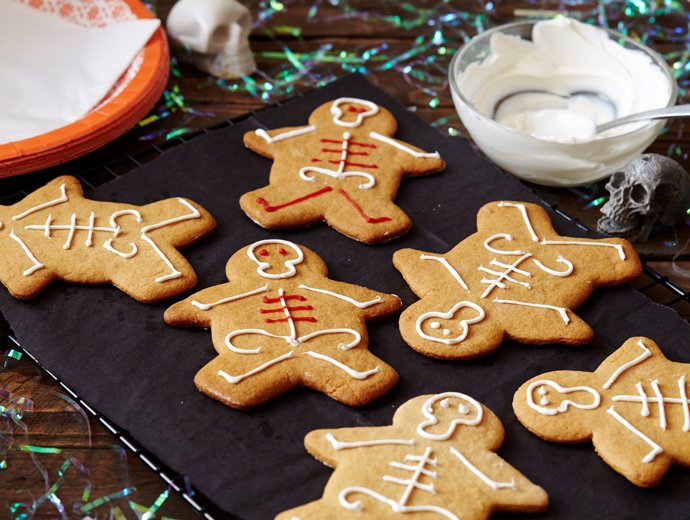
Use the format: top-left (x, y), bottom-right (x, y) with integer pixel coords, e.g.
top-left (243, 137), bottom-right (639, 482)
top-left (0, 0), bottom-right (169, 178)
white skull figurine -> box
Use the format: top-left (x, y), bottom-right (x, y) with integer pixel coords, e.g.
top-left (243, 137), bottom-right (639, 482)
top-left (166, 0), bottom-right (256, 78)
top-left (598, 153), bottom-right (690, 243)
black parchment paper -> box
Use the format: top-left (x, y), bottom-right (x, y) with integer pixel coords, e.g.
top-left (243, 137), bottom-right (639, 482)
top-left (1, 75), bottom-right (689, 519)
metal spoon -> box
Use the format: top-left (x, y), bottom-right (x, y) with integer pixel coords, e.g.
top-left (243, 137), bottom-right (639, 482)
top-left (596, 104), bottom-right (690, 133)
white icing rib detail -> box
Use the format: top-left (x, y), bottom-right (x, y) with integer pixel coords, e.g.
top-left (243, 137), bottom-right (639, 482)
top-left (193, 285), bottom-right (269, 311)
top-left (255, 126), bottom-right (315, 143)
top-left (497, 202), bottom-right (539, 242)
top-left (606, 406), bottom-right (663, 463)
top-left (297, 284), bottom-right (382, 308)
top-left (62, 213), bottom-right (77, 250)
top-left (325, 433), bottom-right (414, 450)
top-left (541, 239), bottom-right (626, 260)
top-left (338, 447), bottom-right (458, 520)
top-left (140, 234), bottom-right (182, 283)
top-left (109, 209), bottom-right (143, 227)
top-left (602, 339), bottom-right (652, 389)
top-left (217, 351), bottom-right (294, 384)
top-left (415, 301), bottom-right (485, 346)
top-left (331, 98), bottom-right (378, 128)
top-left (12, 183), bottom-right (68, 221)
top-left (303, 351), bottom-right (379, 379)
top-left (369, 131), bottom-right (440, 158)
top-left (651, 379), bottom-right (667, 431)
top-left (9, 230), bottom-right (44, 276)
top-left (85, 212), bottom-right (95, 247)
top-left (480, 253), bottom-right (532, 299)
top-left (493, 299), bottom-right (569, 324)
top-left (419, 254), bottom-right (469, 291)
top-left (680, 376), bottom-right (690, 432)
top-left (449, 447), bottom-right (516, 491)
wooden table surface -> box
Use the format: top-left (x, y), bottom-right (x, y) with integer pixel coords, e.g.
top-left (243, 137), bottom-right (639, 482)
top-left (1, 1), bottom-right (689, 518)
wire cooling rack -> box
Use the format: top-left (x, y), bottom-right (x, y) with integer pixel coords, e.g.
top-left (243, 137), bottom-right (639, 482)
top-left (0, 104), bottom-right (688, 519)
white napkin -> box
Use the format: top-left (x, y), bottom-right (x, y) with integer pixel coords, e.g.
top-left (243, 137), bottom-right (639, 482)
top-left (0, 0), bottom-right (160, 144)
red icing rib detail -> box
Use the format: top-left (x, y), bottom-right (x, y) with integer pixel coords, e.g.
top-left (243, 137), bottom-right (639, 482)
top-left (310, 157), bottom-right (321, 163)
top-left (262, 295), bottom-right (307, 303)
top-left (321, 148), bottom-right (369, 156)
top-left (338, 189), bottom-right (392, 224)
top-left (260, 305), bottom-right (314, 314)
top-left (328, 160), bottom-right (378, 169)
top-left (265, 317), bottom-right (318, 323)
top-left (320, 138), bottom-right (376, 148)
top-left (257, 186), bottom-right (333, 212)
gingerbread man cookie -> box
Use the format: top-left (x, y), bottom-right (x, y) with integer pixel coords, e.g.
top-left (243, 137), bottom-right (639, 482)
top-left (164, 239), bottom-right (400, 409)
top-left (240, 97), bottom-right (445, 243)
top-left (0, 176), bottom-right (215, 302)
top-left (393, 201), bottom-right (641, 359)
top-left (514, 337), bottom-right (690, 487)
top-left (277, 392), bottom-right (548, 520)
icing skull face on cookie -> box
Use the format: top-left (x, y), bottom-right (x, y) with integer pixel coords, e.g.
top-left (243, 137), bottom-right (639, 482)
top-left (247, 239), bottom-right (304, 279)
top-left (240, 97), bottom-right (445, 243)
top-left (165, 239), bottom-right (400, 409)
top-left (277, 392), bottom-right (548, 520)
top-left (0, 176), bottom-right (215, 302)
top-left (515, 338), bottom-right (690, 486)
top-left (394, 201), bottom-right (641, 359)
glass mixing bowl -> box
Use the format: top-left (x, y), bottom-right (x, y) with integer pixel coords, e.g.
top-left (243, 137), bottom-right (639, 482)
top-left (448, 20), bottom-right (677, 187)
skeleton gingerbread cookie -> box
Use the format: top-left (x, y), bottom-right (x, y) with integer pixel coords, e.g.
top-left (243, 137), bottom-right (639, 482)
top-left (276, 392), bottom-right (548, 520)
top-left (393, 201), bottom-right (642, 359)
top-left (164, 239), bottom-right (401, 409)
top-left (240, 97), bottom-right (445, 243)
top-left (514, 337), bottom-right (690, 487)
top-left (0, 176), bottom-right (215, 302)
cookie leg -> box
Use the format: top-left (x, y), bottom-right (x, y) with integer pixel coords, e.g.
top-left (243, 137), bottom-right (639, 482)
top-left (325, 190), bottom-right (411, 243)
top-left (239, 185), bottom-right (332, 229)
top-left (194, 353), bottom-right (297, 410)
top-left (298, 348), bottom-right (398, 406)
top-left (0, 267), bottom-right (54, 300)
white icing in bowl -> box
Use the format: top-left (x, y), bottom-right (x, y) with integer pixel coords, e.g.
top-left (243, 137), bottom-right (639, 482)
top-left (449, 18), bottom-right (677, 186)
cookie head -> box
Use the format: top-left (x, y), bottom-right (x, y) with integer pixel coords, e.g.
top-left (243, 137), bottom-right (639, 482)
top-left (245, 239), bottom-right (305, 279)
top-left (514, 373), bottom-right (600, 442)
top-left (308, 97), bottom-right (397, 134)
top-left (416, 302), bottom-right (486, 346)
top-left (415, 392), bottom-right (484, 441)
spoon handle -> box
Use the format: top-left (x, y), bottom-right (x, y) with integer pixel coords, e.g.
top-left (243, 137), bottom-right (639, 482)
top-left (596, 104), bottom-right (690, 133)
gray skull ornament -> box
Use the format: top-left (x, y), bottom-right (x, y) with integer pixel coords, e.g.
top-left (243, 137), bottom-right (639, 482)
top-left (598, 154), bottom-right (690, 242)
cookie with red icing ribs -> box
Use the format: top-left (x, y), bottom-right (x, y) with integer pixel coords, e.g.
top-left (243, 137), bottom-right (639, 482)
top-left (164, 239), bottom-right (400, 409)
top-left (240, 98), bottom-right (445, 244)
top-left (276, 392), bottom-right (548, 520)
top-left (0, 175), bottom-right (215, 302)
top-left (394, 201), bottom-right (642, 360)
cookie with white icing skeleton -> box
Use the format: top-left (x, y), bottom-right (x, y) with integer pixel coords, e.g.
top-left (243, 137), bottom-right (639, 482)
top-left (0, 176), bottom-right (216, 302)
top-left (164, 239), bottom-right (401, 409)
top-left (514, 337), bottom-right (690, 487)
top-left (276, 392), bottom-right (548, 520)
top-left (393, 201), bottom-right (641, 360)
top-left (240, 97), bottom-right (445, 244)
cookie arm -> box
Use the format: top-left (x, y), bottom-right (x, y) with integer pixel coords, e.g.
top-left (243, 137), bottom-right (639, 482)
top-left (297, 280), bottom-right (401, 320)
top-left (449, 448), bottom-right (549, 513)
top-left (305, 426), bottom-right (413, 467)
top-left (368, 132), bottom-right (445, 176)
top-left (243, 125), bottom-right (316, 159)
top-left (393, 248), bottom-right (461, 296)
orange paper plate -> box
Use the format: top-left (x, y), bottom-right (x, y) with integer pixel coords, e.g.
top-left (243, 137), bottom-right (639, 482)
top-left (0, 0), bottom-right (169, 178)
